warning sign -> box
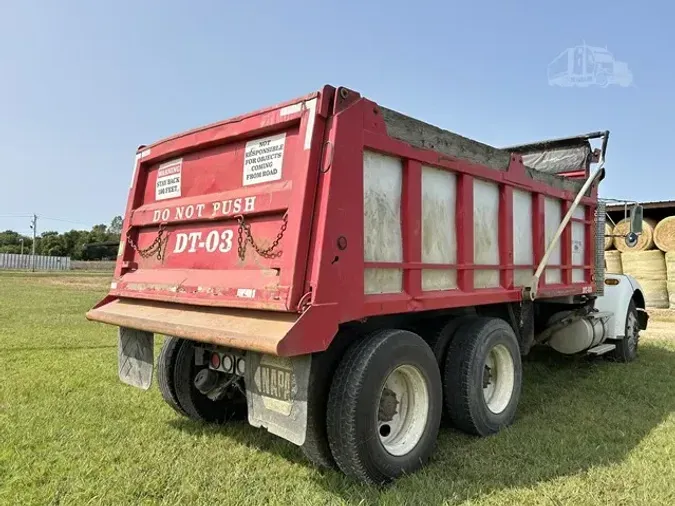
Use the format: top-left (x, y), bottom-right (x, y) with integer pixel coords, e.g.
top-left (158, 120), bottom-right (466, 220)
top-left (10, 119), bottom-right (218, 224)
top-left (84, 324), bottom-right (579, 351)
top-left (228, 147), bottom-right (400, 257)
top-left (155, 159), bottom-right (182, 201)
top-left (243, 133), bottom-right (286, 186)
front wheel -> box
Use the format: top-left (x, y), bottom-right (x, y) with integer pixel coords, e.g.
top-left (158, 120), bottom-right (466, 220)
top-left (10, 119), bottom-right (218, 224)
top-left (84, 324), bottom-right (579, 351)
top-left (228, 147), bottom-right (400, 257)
top-left (326, 329), bottom-right (442, 485)
top-left (611, 300), bottom-right (640, 362)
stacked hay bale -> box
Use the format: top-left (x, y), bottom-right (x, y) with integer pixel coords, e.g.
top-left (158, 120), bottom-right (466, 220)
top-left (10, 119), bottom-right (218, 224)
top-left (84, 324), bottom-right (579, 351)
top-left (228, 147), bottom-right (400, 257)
top-left (667, 252), bottom-right (675, 309)
top-left (611, 217), bottom-right (670, 308)
top-left (621, 250), bottom-right (669, 308)
top-left (603, 222), bottom-right (623, 274)
top-left (604, 222), bottom-right (613, 251)
top-left (653, 216), bottom-right (675, 309)
top-left (654, 217), bottom-right (675, 253)
top-left (599, 214), bottom-right (675, 308)
top-left (604, 250), bottom-right (622, 274)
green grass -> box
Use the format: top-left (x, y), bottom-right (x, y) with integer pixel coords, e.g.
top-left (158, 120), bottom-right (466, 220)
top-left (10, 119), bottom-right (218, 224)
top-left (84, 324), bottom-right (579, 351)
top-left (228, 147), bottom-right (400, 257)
top-left (1, 273), bottom-right (675, 505)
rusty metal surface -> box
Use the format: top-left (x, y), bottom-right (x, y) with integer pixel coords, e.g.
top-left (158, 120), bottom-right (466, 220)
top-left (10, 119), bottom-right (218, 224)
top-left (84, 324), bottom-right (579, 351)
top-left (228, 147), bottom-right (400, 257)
top-left (86, 298), bottom-right (298, 355)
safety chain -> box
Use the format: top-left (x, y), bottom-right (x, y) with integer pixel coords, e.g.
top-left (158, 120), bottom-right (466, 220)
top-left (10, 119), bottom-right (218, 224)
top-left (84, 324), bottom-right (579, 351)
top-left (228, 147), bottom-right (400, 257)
top-left (236, 213), bottom-right (288, 260)
top-left (126, 223), bottom-right (170, 261)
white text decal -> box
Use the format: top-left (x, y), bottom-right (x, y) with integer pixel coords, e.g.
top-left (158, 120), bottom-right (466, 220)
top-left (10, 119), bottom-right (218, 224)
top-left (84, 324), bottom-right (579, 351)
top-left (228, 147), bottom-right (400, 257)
top-left (153, 196), bottom-right (256, 223)
top-left (243, 133), bottom-right (285, 186)
top-left (155, 159), bottom-right (182, 201)
top-left (173, 230), bottom-right (234, 254)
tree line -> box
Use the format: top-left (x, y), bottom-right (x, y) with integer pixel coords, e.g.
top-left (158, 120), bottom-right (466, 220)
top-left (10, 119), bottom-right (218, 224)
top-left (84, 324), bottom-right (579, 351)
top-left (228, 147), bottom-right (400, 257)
top-left (0, 216), bottom-right (123, 260)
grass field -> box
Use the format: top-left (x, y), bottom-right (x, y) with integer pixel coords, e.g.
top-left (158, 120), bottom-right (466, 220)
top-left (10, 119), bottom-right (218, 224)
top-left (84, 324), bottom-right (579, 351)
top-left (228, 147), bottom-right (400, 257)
top-left (1, 272), bottom-right (675, 505)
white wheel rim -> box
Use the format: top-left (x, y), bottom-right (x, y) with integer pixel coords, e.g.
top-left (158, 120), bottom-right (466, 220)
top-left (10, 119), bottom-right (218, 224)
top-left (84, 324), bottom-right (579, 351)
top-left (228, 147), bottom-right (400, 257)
top-left (482, 344), bottom-right (515, 414)
top-left (377, 364), bottom-right (429, 456)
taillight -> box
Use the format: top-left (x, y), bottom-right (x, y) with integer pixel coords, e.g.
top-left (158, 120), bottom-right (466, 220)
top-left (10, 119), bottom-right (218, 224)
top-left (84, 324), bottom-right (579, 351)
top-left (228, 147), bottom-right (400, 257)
top-left (222, 355), bottom-right (234, 372)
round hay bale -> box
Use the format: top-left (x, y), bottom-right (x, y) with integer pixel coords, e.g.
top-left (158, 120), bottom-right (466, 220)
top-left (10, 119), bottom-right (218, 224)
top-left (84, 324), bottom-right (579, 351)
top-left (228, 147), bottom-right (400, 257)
top-left (613, 217), bottom-right (657, 252)
top-left (604, 222), bottom-right (613, 250)
top-left (621, 250), bottom-right (666, 280)
top-left (666, 251), bottom-right (675, 280)
top-left (639, 279), bottom-right (670, 308)
top-left (654, 216), bottom-right (675, 252)
top-left (604, 250), bottom-right (622, 274)
top-left (668, 281), bottom-right (675, 309)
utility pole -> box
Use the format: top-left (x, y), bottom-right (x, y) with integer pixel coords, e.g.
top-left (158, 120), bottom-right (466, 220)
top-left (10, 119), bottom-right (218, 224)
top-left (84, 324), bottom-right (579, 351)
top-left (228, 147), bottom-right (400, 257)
top-left (20, 238), bottom-right (24, 255)
top-left (30, 214), bottom-right (37, 272)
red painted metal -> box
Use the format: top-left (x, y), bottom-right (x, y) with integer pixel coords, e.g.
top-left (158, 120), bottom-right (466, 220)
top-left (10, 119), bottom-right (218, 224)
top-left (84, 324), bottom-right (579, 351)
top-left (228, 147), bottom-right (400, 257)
top-left (499, 185), bottom-right (514, 290)
top-left (532, 193), bottom-right (546, 285)
top-left (561, 200), bottom-right (572, 285)
top-left (402, 160), bottom-right (422, 303)
top-left (456, 174), bottom-right (474, 292)
top-left (89, 85), bottom-right (601, 356)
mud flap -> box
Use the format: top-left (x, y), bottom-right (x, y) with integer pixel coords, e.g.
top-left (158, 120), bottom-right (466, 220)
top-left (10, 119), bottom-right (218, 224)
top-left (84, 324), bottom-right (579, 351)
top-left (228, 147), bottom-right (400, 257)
top-left (118, 327), bottom-right (154, 390)
top-left (636, 308), bottom-right (649, 330)
top-left (245, 353), bottom-right (311, 446)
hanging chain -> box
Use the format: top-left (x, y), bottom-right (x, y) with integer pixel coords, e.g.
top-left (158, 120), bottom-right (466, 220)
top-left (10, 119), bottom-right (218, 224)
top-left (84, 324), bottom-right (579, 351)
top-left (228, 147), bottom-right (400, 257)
top-left (126, 223), bottom-right (170, 261)
top-left (236, 213), bottom-right (288, 260)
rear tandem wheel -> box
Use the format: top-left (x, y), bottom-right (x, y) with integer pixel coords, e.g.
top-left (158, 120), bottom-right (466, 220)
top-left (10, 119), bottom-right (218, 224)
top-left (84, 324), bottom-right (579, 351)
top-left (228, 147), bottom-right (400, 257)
top-left (157, 336), bottom-right (189, 417)
top-left (326, 329), bottom-right (443, 485)
top-left (443, 317), bottom-right (523, 437)
top-left (158, 337), bottom-right (247, 423)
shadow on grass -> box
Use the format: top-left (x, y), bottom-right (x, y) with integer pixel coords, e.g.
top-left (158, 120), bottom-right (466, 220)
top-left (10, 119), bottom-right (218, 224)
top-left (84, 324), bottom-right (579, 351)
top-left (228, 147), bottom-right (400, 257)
top-left (168, 417), bottom-right (308, 467)
top-left (168, 343), bottom-right (675, 505)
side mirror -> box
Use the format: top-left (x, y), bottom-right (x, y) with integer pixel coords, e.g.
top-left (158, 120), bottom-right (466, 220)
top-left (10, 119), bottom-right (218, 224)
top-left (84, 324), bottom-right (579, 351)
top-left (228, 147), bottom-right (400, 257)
top-left (630, 204), bottom-right (643, 234)
top-left (625, 232), bottom-right (639, 248)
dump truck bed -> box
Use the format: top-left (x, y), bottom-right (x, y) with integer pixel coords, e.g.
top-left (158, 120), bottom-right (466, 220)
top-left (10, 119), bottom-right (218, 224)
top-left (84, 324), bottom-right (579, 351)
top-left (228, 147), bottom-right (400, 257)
top-left (88, 85), bottom-right (600, 356)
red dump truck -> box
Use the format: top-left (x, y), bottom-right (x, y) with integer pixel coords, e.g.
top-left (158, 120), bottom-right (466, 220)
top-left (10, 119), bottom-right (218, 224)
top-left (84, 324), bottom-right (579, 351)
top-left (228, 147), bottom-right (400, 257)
top-left (87, 85), bottom-right (648, 485)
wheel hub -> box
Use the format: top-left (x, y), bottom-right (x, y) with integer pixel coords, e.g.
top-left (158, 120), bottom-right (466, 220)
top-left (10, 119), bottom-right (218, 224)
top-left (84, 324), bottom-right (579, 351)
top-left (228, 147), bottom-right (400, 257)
top-left (482, 344), bottom-right (515, 415)
top-left (377, 365), bottom-right (430, 457)
top-left (482, 365), bottom-right (493, 389)
top-left (378, 387), bottom-right (399, 422)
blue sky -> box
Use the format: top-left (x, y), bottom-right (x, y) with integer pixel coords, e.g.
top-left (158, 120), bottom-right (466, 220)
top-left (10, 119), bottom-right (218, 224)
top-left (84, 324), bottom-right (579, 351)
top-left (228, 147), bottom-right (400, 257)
top-left (1, 0), bottom-right (673, 235)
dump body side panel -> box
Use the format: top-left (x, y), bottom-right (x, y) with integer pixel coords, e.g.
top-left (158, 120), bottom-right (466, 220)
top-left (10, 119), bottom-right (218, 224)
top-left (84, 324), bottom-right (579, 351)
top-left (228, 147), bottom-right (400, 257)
top-left (306, 88), bottom-right (599, 327)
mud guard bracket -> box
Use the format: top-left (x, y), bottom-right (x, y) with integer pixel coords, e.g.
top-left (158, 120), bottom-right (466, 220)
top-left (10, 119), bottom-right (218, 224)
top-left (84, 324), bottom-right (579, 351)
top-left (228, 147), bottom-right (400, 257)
top-left (245, 352), bottom-right (312, 446)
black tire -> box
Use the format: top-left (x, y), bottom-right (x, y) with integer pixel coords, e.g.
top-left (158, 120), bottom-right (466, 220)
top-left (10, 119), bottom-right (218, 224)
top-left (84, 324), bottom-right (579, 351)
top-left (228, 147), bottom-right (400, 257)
top-left (611, 300), bottom-right (640, 362)
top-left (425, 315), bottom-right (476, 366)
top-left (326, 329), bottom-right (443, 485)
top-left (173, 339), bottom-right (247, 424)
top-left (444, 317), bottom-right (522, 436)
top-left (157, 336), bottom-right (189, 417)
top-left (423, 316), bottom-right (476, 421)
top-left (300, 332), bottom-right (355, 470)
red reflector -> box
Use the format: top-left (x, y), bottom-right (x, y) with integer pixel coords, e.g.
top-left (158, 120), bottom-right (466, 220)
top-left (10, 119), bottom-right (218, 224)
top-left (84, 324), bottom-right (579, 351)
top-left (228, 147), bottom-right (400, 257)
top-left (210, 353), bottom-right (221, 369)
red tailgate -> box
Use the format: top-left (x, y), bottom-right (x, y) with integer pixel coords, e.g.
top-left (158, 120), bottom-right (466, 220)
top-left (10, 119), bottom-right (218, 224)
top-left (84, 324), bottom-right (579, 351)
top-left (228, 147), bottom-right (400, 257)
top-left (112, 87), bottom-right (334, 311)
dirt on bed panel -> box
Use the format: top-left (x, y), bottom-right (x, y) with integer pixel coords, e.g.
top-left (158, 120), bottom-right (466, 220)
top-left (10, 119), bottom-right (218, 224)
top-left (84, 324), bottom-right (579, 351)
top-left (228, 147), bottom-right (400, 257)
top-left (379, 107), bottom-right (587, 195)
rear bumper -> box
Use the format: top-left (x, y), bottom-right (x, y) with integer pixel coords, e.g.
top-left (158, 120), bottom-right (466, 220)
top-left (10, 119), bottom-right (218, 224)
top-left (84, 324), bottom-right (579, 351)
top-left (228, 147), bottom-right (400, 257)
top-left (86, 297), bottom-right (338, 357)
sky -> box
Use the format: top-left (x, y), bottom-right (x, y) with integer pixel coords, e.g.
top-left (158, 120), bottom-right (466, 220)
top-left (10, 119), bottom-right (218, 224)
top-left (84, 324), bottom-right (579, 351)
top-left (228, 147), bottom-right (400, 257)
top-left (1, 0), bottom-right (674, 236)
